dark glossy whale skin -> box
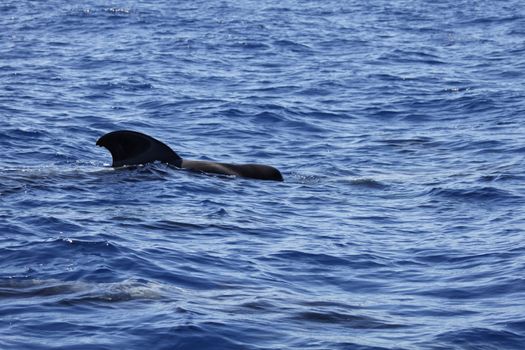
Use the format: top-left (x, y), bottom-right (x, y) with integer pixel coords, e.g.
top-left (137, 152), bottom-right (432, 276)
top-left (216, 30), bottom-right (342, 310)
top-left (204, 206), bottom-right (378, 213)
top-left (97, 130), bottom-right (283, 181)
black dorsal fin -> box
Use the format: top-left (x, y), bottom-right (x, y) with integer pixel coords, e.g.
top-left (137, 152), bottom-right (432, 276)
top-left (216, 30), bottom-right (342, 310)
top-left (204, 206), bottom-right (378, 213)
top-left (96, 130), bottom-right (182, 167)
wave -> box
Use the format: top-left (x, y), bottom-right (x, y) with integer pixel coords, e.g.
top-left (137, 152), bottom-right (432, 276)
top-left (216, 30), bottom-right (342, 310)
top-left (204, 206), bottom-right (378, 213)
top-left (433, 327), bottom-right (525, 350)
top-left (427, 186), bottom-right (521, 202)
top-left (0, 276), bottom-right (163, 303)
top-left (290, 310), bottom-right (404, 329)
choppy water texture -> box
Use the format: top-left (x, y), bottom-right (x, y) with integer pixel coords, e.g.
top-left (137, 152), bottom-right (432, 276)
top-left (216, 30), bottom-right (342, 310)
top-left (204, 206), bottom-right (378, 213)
top-left (1, 1), bottom-right (525, 349)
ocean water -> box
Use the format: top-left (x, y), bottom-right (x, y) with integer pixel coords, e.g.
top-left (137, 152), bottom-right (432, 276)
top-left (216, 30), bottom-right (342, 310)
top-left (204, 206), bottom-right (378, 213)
top-left (1, 0), bottom-right (525, 349)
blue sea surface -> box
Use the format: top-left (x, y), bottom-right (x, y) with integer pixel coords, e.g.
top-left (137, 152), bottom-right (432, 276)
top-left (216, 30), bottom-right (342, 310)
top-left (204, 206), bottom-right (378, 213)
top-left (1, 0), bottom-right (525, 349)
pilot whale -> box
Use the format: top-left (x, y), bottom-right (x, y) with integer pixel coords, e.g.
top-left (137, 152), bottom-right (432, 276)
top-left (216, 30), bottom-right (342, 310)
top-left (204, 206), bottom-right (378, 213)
top-left (96, 130), bottom-right (283, 181)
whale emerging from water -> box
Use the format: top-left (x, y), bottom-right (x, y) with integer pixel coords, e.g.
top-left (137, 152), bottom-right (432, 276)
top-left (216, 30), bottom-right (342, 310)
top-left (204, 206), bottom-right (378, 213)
top-left (96, 130), bottom-right (283, 181)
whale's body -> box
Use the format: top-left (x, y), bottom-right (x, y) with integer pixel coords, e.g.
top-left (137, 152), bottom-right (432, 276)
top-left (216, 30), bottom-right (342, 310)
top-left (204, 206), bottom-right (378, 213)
top-left (96, 130), bottom-right (283, 181)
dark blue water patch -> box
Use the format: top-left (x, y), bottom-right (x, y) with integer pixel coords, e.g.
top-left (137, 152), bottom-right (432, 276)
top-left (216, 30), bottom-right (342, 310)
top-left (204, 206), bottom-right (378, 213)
top-left (338, 178), bottom-right (389, 190)
top-left (503, 320), bottom-right (525, 334)
top-left (1, 238), bottom-right (119, 274)
top-left (230, 41), bottom-right (272, 51)
top-left (1, 128), bottom-right (47, 140)
top-left (0, 220), bottom-right (40, 243)
top-left (290, 310), bottom-right (405, 329)
top-left (375, 136), bottom-right (438, 150)
top-left (411, 250), bottom-right (518, 267)
top-left (431, 327), bottom-right (525, 350)
top-left (378, 49), bottom-right (447, 66)
top-left (134, 219), bottom-right (267, 238)
top-left (415, 279), bottom-right (525, 300)
top-left (18, 216), bottom-right (84, 235)
top-left (269, 250), bottom-right (388, 270)
top-left (86, 79), bottom-right (154, 92)
top-left (129, 324), bottom-right (250, 350)
top-left (427, 186), bottom-right (521, 203)
top-left (390, 303), bottom-right (479, 319)
top-left (445, 94), bottom-right (500, 115)
top-left (460, 14), bottom-right (525, 26)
